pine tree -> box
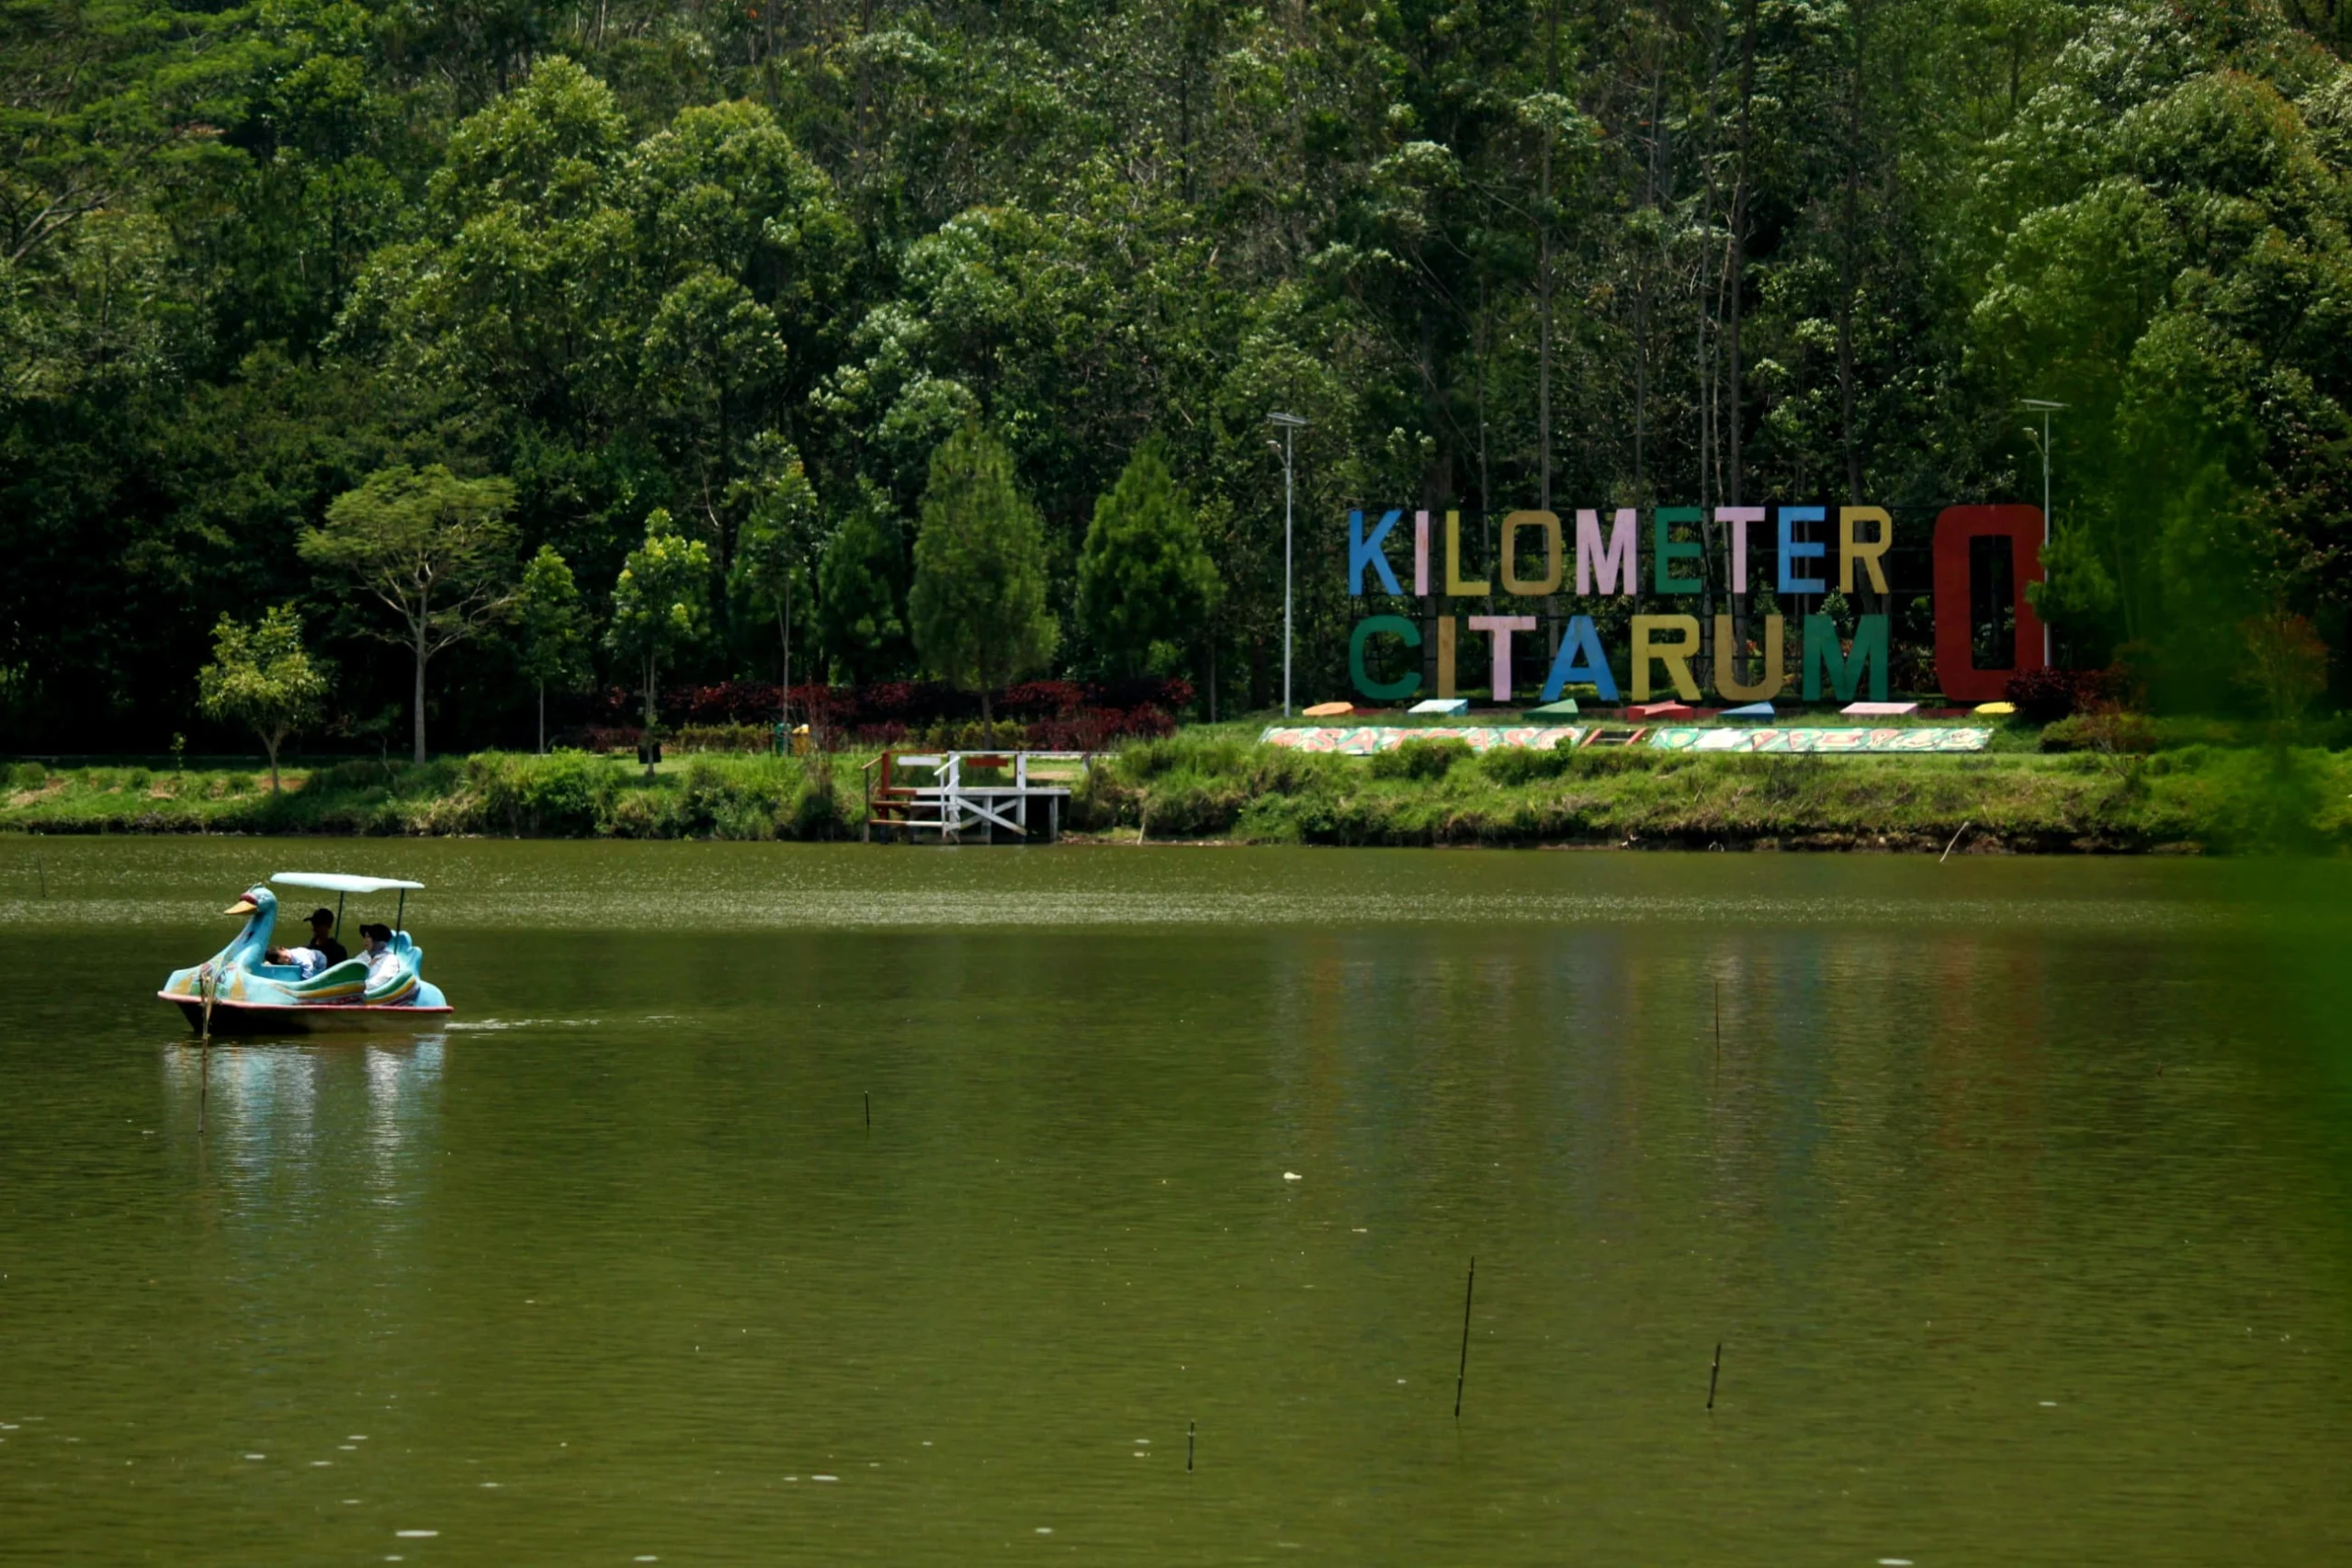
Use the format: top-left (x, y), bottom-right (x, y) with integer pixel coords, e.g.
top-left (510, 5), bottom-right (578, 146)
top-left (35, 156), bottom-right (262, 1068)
top-left (1077, 438), bottom-right (1219, 677)
top-left (908, 425), bottom-right (1058, 718)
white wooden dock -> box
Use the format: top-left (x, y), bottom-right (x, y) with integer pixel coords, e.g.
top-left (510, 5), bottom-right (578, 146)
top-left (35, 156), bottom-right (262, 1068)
top-left (861, 750), bottom-right (1095, 843)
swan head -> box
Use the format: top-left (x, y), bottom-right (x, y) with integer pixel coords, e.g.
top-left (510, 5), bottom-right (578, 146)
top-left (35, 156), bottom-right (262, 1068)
top-left (224, 885), bottom-right (274, 918)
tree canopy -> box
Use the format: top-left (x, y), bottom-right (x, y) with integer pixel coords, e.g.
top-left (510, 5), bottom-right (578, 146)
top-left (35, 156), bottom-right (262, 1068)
top-left (301, 464), bottom-right (518, 761)
top-left (1078, 440), bottom-right (1218, 677)
top-left (9, 0), bottom-right (2352, 749)
top-left (605, 508), bottom-right (713, 740)
top-left (195, 604), bottom-right (328, 790)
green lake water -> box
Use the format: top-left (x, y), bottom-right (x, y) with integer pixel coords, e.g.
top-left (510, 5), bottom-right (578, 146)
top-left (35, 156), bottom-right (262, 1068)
top-left (3, 838), bottom-right (2349, 1564)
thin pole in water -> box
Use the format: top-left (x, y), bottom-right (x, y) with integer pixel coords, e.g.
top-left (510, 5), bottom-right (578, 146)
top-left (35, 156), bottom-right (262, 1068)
top-left (1187, 1420), bottom-right (1194, 1472)
top-left (198, 965), bottom-right (215, 1134)
top-left (1454, 1258), bottom-right (1476, 1419)
top-left (1713, 980), bottom-right (1721, 1061)
top-left (864, 1091), bottom-right (870, 1131)
top-left (1940, 819), bottom-right (1972, 863)
top-left (1707, 1341), bottom-right (1722, 1411)
top-left (35, 854), bottom-right (45, 898)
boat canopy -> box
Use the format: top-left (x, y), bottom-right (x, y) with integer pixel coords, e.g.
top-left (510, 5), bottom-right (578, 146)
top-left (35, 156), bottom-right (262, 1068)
top-left (271, 872), bottom-right (424, 894)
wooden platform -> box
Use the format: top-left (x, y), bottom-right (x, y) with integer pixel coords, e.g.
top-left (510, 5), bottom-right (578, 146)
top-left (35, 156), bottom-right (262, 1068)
top-left (861, 751), bottom-right (1094, 843)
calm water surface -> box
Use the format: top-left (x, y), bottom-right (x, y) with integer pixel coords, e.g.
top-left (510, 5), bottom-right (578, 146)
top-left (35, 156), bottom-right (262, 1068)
top-left (2, 839), bottom-right (2348, 1565)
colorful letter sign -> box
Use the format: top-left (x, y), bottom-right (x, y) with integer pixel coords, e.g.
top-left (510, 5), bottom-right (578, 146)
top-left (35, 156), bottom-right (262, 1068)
top-left (1341, 502), bottom-right (2045, 705)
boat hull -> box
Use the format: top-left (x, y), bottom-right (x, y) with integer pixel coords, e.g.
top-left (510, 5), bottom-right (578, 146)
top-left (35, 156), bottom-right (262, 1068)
top-left (163, 993), bottom-right (454, 1035)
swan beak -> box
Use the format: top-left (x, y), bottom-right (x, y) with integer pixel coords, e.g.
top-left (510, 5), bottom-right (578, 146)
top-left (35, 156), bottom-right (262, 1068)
top-left (223, 897), bottom-right (258, 916)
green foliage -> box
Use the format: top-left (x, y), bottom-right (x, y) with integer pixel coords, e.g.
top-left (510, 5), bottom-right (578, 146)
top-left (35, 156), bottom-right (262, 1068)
top-left (1077, 440), bottom-right (1219, 678)
top-left (908, 424), bottom-right (1057, 715)
top-left (1479, 746), bottom-right (1576, 785)
top-left (726, 438), bottom-right (822, 692)
top-left (605, 508), bottom-right (713, 733)
top-left (1369, 738), bottom-right (1472, 781)
top-left (515, 544), bottom-right (592, 749)
top-left (195, 604), bottom-right (328, 792)
top-left (16, 3), bottom-right (2352, 745)
top-left (462, 750), bottom-right (614, 836)
top-left (303, 464), bottom-right (519, 761)
top-left (814, 483), bottom-right (910, 685)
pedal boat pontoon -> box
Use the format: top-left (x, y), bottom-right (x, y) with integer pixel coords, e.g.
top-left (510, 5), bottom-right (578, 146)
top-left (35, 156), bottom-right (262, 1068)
top-left (158, 872), bottom-right (451, 1034)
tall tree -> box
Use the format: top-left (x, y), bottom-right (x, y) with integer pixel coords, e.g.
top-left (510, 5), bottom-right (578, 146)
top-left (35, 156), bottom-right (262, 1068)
top-left (515, 544), bottom-right (592, 752)
top-left (300, 465), bottom-right (518, 763)
top-left (813, 483), bottom-right (910, 686)
top-left (726, 441), bottom-right (823, 714)
top-left (605, 508), bottom-right (713, 760)
top-left (908, 423), bottom-right (1058, 718)
top-left (1076, 439), bottom-right (1219, 677)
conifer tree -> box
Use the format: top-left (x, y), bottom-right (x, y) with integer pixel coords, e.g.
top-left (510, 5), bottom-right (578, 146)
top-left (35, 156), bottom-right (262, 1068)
top-left (908, 424), bottom-right (1058, 718)
top-left (1077, 439), bottom-right (1219, 677)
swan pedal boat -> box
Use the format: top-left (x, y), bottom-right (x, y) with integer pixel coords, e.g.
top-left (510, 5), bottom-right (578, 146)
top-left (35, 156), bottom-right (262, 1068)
top-left (159, 873), bottom-right (451, 1034)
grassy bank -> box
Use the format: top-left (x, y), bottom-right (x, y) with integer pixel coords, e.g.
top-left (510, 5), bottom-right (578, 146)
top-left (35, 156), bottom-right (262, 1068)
top-left (1077, 734), bottom-right (2352, 852)
top-left (6, 735), bottom-right (2351, 852)
top-left (0, 752), bottom-right (863, 840)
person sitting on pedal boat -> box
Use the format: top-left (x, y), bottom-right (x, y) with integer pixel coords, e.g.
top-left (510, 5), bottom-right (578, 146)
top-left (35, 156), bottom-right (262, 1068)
top-left (360, 923), bottom-right (401, 989)
top-left (266, 945), bottom-right (331, 979)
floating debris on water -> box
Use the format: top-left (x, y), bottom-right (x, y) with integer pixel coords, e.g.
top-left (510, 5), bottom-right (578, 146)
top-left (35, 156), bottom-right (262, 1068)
top-left (1283, 1171), bottom-right (1302, 1181)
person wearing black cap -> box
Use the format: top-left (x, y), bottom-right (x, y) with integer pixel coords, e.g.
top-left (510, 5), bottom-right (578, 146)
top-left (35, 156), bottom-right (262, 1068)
top-left (307, 908), bottom-right (348, 967)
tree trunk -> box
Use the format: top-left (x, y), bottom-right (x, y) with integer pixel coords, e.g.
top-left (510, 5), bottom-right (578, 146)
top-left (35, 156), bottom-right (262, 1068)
top-left (413, 637), bottom-right (428, 765)
top-left (780, 581), bottom-right (793, 726)
top-left (643, 654), bottom-right (659, 777)
top-left (264, 731), bottom-right (282, 795)
top-left (537, 682), bottom-right (546, 754)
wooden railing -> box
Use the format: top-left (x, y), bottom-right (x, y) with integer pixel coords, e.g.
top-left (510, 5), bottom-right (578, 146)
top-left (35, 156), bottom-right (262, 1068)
top-left (861, 750), bottom-right (1095, 842)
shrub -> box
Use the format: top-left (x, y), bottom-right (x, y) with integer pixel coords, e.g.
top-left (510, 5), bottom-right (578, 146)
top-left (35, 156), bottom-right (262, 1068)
top-left (1370, 738), bottom-right (1472, 780)
top-left (1479, 746), bottom-right (1576, 785)
top-left (2006, 666), bottom-right (2123, 721)
top-left (2040, 711), bottom-right (2157, 755)
top-left (671, 724), bottom-right (775, 753)
top-left (126, 768), bottom-right (153, 791)
top-left (464, 750), bottom-right (612, 836)
top-left (220, 773), bottom-right (253, 796)
top-left (6, 761), bottom-right (46, 789)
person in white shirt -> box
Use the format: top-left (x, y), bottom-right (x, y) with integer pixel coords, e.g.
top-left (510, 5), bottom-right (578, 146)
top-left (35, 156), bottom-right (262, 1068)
top-left (266, 945), bottom-right (329, 979)
top-left (359, 923), bottom-right (403, 989)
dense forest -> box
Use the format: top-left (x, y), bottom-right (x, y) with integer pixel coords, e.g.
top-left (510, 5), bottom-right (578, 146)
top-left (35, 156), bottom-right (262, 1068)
top-left (6, 0), bottom-right (2352, 752)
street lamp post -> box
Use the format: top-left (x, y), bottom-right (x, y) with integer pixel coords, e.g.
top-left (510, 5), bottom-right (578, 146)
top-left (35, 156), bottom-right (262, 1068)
top-left (2021, 399), bottom-right (2065, 668)
top-left (1268, 412), bottom-right (1308, 716)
